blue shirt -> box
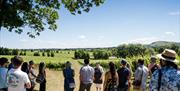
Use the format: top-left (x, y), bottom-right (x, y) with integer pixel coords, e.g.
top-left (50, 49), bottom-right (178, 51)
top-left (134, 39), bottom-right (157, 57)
top-left (150, 66), bottom-right (180, 91)
top-left (0, 67), bottom-right (8, 89)
top-left (80, 65), bottom-right (94, 84)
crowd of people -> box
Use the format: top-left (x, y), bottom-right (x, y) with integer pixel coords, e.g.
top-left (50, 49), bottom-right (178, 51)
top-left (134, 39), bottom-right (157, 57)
top-left (0, 56), bottom-right (46, 91)
top-left (0, 49), bottom-right (180, 91)
top-left (63, 49), bottom-right (180, 91)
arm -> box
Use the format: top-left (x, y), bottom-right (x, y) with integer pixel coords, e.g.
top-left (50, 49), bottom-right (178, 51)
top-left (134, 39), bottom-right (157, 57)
top-left (103, 72), bottom-right (108, 90)
top-left (115, 72), bottom-right (119, 86)
top-left (24, 73), bottom-right (31, 89)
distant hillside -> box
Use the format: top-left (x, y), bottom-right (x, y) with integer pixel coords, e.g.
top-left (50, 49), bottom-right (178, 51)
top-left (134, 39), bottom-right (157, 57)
top-left (149, 41), bottom-right (180, 47)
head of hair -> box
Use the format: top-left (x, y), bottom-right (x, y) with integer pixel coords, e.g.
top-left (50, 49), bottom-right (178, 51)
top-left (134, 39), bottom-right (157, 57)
top-left (12, 56), bottom-right (23, 67)
top-left (39, 62), bottom-right (45, 74)
top-left (165, 61), bottom-right (178, 70)
top-left (0, 57), bottom-right (8, 66)
top-left (21, 62), bottom-right (29, 73)
top-left (29, 60), bottom-right (34, 65)
top-left (84, 59), bottom-right (89, 65)
top-left (66, 61), bottom-right (71, 68)
top-left (138, 58), bottom-right (144, 65)
top-left (109, 62), bottom-right (116, 79)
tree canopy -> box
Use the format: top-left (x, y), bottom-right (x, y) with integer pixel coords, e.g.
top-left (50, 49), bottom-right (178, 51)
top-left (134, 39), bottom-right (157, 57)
top-left (0, 0), bottom-right (104, 38)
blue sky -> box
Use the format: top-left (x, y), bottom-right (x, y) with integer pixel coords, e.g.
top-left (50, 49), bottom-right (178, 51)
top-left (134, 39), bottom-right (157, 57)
top-left (0, 0), bottom-right (180, 49)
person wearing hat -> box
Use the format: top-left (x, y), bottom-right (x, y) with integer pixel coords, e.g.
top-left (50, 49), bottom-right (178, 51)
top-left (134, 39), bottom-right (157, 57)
top-left (150, 49), bottom-right (180, 91)
top-left (0, 57), bottom-right (9, 91)
top-left (148, 56), bottom-right (160, 77)
top-left (117, 59), bottom-right (131, 91)
top-left (63, 61), bottom-right (75, 91)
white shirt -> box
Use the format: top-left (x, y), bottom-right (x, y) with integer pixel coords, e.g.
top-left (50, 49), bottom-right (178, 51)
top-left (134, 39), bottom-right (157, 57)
top-left (7, 68), bottom-right (30, 91)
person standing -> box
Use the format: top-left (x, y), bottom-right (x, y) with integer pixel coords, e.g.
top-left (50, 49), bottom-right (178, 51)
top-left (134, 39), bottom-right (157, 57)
top-left (38, 62), bottom-right (46, 91)
top-left (117, 59), bottom-right (131, 91)
top-left (150, 49), bottom-right (180, 91)
top-left (93, 62), bottom-right (104, 91)
top-left (63, 61), bottom-right (75, 91)
top-left (104, 62), bottom-right (118, 91)
top-left (0, 57), bottom-right (9, 91)
top-left (28, 60), bottom-right (37, 91)
top-left (79, 59), bottom-right (94, 91)
top-left (148, 56), bottom-right (160, 77)
top-left (133, 59), bottom-right (148, 91)
top-left (7, 56), bottom-right (31, 91)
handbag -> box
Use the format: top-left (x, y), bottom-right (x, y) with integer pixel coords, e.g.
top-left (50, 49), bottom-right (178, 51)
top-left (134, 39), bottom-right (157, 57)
top-left (69, 83), bottom-right (75, 88)
top-left (133, 67), bottom-right (143, 87)
top-left (36, 74), bottom-right (44, 83)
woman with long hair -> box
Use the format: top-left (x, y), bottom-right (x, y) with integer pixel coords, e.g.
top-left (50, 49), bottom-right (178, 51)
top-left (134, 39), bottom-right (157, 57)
top-left (103, 62), bottom-right (118, 91)
top-left (38, 62), bottom-right (46, 91)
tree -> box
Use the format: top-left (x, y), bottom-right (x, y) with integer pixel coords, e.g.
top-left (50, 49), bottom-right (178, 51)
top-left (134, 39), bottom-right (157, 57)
top-left (42, 52), bottom-right (45, 56)
top-left (12, 49), bottom-right (19, 55)
top-left (51, 52), bottom-right (55, 57)
top-left (0, 0), bottom-right (104, 38)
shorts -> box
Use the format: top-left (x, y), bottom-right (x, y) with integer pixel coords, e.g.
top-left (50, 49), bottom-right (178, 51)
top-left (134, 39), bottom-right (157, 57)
top-left (94, 83), bottom-right (103, 88)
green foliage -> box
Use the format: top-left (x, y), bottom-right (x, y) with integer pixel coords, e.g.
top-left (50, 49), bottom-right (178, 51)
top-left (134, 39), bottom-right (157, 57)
top-left (117, 44), bottom-right (153, 58)
top-left (12, 49), bottom-right (19, 55)
top-left (47, 52), bottom-right (50, 57)
top-left (0, 47), bottom-right (11, 55)
top-left (74, 50), bottom-right (90, 59)
top-left (42, 52), bottom-right (45, 56)
top-left (20, 52), bottom-right (23, 55)
top-left (0, 0), bottom-right (104, 38)
top-left (51, 52), bottom-right (55, 57)
top-left (93, 50), bottom-right (110, 59)
top-left (33, 52), bottom-right (40, 56)
top-left (46, 62), bottom-right (65, 70)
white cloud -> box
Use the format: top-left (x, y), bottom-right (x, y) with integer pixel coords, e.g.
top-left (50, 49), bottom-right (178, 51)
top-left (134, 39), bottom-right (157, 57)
top-left (78, 35), bottom-right (86, 39)
top-left (121, 37), bottom-right (159, 44)
top-left (165, 32), bottom-right (175, 36)
top-left (169, 11), bottom-right (180, 15)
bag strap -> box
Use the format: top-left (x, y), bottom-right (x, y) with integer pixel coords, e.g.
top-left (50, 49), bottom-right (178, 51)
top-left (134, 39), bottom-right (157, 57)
top-left (158, 69), bottom-right (162, 91)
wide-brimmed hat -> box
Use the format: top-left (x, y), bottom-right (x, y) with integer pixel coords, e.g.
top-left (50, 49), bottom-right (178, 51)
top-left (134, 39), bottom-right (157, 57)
top-left (156, 49), bottom-right (179, 63)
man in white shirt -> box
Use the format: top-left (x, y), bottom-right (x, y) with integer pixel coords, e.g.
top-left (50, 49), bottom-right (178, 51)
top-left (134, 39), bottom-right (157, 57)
top-left (7, 56), bottom-right (31, 91)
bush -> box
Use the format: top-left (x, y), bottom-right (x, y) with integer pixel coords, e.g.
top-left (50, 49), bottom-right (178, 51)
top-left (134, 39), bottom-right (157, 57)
top-left (12, 49), bottom-right (19, 55)
top-left (51, 52), bottom-right (55, 57)
top-left (93, 50), bottom-right (110, 59)
top-left (74, 50), bottom-right (90, 59)
top-left (42, 52), bottom-right (45, 56)
top-left (33, 52), bottom-right (40, 56)
top-left (47, 52), bottom-right (50, 57)
top-left (46, 62), bottom-right (65, 70)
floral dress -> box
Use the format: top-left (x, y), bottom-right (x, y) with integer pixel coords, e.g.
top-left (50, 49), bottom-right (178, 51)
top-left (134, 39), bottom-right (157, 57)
top-left (150, 66), bottom-right (180, 91)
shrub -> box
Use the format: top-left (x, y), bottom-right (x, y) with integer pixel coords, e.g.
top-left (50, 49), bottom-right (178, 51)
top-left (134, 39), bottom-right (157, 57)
top-left (33, 52), bottom-right (40, 56)
top-left (74, 50), bottom-right (90, 59)
top-left (93, 50), bottom-right (110, 59)
top-left (51, 52), bottom-right (55, 57)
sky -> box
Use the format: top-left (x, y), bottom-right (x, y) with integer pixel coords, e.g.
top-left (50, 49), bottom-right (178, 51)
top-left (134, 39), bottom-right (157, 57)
top-left (0, 0), bottom-right (180, 49)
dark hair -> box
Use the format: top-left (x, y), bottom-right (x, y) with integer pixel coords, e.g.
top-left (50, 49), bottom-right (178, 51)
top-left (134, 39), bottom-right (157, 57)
top-left (138, 58), bottom-right (144, 65)
top-left (109, 62), bottom-right (116, 79)
top-left (21, 62), bottom-right (29, 74)
top-left (165, 61), bottom-right (178, 70)
top-left (0, 57), bottom-right (8, 65)
top-left (12, 56), bottom-right (23, 67)
top-left (29, 60), bottom-right (34, 65)
top-left (84, 59), bottom-right (89, 65)
top-left (39, 62), bottom-right (45, 74)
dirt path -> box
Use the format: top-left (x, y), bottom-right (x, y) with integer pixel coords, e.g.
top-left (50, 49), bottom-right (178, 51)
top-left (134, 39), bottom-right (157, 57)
top-left (34, 60), bottom-right (96, 91)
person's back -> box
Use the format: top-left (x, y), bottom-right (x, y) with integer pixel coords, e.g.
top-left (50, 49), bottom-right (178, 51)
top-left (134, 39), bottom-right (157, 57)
top-left (7, 56), bottom-right (31, 91)
top-left (117, 67), bottom-right (130, 88)
top-left (79, 59), bottom-right (94, 91)
top-left (150, 66), bottom-right (180, 91)
top-left (80, 65), bottom-right (94, 84)
top-left (0, 57), bottom-right (9, 91)
top-left (7, 68), bottom-right (30, 91)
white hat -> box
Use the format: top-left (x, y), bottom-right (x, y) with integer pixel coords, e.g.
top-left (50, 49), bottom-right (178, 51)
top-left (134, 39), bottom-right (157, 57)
top-left (156, 49), bottom-right (179, 63)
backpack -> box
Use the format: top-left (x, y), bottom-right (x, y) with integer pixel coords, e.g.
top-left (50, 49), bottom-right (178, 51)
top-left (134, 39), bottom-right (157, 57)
top-left (36, 74), bottom-right (44, 83)
top-left (94, 67), bottom-right (103, 84)
top-left (117, 68), bottom-right (130, 88)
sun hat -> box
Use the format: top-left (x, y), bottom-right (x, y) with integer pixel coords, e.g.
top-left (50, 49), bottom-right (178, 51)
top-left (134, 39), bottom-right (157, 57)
top-left (156, 49), bottom-right (179, 63)
top-left (150, 56), bottom-right (157, 63)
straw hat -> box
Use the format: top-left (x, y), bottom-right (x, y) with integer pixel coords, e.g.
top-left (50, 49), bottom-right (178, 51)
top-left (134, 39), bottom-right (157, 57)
top-left (156, 49), bottom-right (179, 63)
